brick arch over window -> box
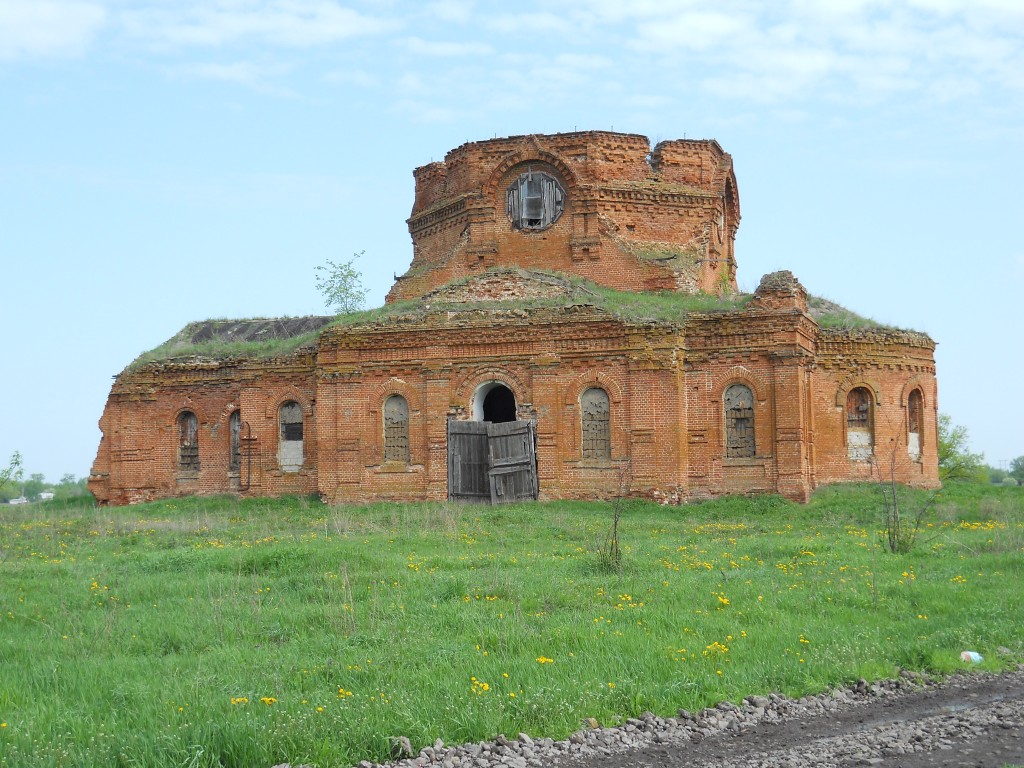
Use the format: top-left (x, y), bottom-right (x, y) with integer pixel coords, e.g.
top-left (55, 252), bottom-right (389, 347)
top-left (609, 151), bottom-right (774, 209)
top-left (709, 366), bottom-right (769, 403)
top-left (452, 367), bottom-right (530, 419)
top-left (563, 371), bottom-right (627, 458)
top-left (482, 146), bottom-right (582, 200)
top-left (262, 388), bottom-right (312, 419)
top-left (723, 171), bottom-right (740, 236)
top-left (367, 378), bottom-right (422, 465)
top-left (834, 378), bottom-right (882, 409)
top-left (898, 376), bottom-right (931, 410)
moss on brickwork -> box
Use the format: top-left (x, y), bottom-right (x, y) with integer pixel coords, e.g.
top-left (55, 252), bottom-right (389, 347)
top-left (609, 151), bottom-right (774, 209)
top-left (127, 271), bottom-right (925, 370)
top-left (807, 296), bottom-right (894, 331)
top-left (128, 317), bottom-right (335, 370)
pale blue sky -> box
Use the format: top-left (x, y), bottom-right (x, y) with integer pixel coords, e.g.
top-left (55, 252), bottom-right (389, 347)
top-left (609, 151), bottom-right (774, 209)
top-left (2, 0), bottom-right (1022, 482)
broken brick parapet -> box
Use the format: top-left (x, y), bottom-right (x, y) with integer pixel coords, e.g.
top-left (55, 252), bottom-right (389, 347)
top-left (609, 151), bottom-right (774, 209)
top-left (390, 130), bottom-right (739, 304)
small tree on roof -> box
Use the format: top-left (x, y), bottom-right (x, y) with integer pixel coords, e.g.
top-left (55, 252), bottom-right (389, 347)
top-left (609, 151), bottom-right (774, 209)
top-left (315, 251), bottom-right (368, 315)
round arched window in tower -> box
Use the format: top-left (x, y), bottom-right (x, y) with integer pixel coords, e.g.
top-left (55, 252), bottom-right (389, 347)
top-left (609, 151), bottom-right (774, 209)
top-left (506, 170), bottom-right (565, 230)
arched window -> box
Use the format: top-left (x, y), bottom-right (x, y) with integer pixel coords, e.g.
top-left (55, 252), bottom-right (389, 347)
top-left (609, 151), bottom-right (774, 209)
top-left (506, 170), bottom-right (565, 230)
top-left (846, 387), bottom-right (873, 459)
top-left (907, 389), bottom-right (923, 460)
top-left (278, 401), bottom-right (304, 472)
top-left (581, 387), bottom-right (611, 460)
top-left (229, 410), bottom-right (242, 472)
top-left (724, 384), bottom-right (755, 458)
top-left (178, 411), bottom-right (199, 472)
top-left (383, 395), bottom-right (410, 463)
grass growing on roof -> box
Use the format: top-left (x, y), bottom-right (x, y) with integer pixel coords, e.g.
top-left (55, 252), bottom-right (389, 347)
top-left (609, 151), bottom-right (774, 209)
top-left (128, 328), bottom-right (326, 369)
top-left (1, 483), bottom-right (1021, 767)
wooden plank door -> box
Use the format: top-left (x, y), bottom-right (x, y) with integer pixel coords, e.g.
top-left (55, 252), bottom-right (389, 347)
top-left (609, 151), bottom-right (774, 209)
top-left (487, 420), bottom-right (538, 504)
top-left (447, 419), bottom-right (490, 502)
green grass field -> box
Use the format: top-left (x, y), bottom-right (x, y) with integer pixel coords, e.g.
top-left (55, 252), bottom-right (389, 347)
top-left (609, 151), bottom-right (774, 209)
top-left (1, 483), bottom-right (1021, 767)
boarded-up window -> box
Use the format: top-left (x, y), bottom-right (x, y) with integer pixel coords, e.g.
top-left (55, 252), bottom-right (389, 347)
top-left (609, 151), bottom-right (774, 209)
top-left (724, 384), bottom-right (755, 458)
top-left (581, 387), bottom-right (611, 460)
top-left (907, 388), bottom-right (923, 460)
top-left (178, 411), bottom-right (199, 472)
top-left (384, 395), bottom-right (410, 463)
top-left (278, 401), bottom-right (304, 472)
top-left (507, 171), bottom-right (565, 230)
top-left (229, 410), bottom-right (241, 472)
top-left (846, 387), bottom-right (873, 460)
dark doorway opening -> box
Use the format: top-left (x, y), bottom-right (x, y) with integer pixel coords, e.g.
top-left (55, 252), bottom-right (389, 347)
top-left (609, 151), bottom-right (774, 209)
top-left (483, 385), bottom-right (516, 423)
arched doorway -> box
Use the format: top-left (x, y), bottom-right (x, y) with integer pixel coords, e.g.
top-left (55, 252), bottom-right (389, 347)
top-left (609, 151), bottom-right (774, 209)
top-left (473, 381), bottom-right (517, 423)
top-left (450, 380), bottom-right (537, 503)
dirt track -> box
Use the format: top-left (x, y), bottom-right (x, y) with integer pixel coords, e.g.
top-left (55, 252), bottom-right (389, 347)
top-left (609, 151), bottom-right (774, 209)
top-left (557, 669), bottom-right (1024, 768)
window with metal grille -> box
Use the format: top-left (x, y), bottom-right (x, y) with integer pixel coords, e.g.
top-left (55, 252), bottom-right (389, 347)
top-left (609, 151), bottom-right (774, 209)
top-left (846, 388), bottom-right (872, 428)
top-left (506, 170), bottom-right (565, 230)
top-left (229, 410), bottom-right (241, 472)
top-left (383, 395), bottom-right (410, 463)
top-left (279, 401), bottom-right (303, 442)
top-left (178, 411), bottom-right (199, 472)
top-left (724, 384), bottom-right (755, 458)
top-left (846, 387), bottom-right (873, 459)
top-left (581, 387), bottom-right (611, 460)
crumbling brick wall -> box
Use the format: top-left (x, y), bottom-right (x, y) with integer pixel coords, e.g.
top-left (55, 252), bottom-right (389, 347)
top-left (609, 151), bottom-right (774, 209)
top-left (389, 131), bottom-right (739, 303)
top-left (90, 355), bottom-right (319, 505)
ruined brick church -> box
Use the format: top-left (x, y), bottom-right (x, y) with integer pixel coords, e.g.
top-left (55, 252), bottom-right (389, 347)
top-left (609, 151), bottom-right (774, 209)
top-left (89, 131), bottom-right (939, 506)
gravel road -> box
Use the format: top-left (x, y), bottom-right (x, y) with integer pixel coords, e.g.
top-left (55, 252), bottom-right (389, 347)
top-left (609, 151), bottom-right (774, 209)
top-left (555, 668), bottom-right (1024, 768)
top-left (337, 667), bottom-right (1024, 768)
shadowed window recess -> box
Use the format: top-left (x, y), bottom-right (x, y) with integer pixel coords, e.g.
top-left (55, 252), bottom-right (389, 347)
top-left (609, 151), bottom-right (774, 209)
top-left (178, 411), bottom-right (199, 472)
top-left (724, 384), bottom-right (755, 458)
top-left (229, 410), bottom-right (241, 472)
top-left (278, 401), bottom-right (304, 472)
top-left (907, 388), bottom-right (923, 460)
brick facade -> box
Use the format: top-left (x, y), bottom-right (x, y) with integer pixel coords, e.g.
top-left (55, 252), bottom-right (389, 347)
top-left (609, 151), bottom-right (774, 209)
top-left (89, 132), bottom-right (938, 505)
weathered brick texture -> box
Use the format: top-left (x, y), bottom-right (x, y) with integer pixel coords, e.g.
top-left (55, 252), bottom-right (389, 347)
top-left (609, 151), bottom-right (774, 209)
top-left (390, 131), bottom-right (738, 302)
top-left (89, 132), bottom-right (938, 506)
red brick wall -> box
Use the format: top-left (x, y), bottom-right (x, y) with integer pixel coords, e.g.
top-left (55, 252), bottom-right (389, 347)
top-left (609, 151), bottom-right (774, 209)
top-left (389, 131), bottom-right (739, 303)
top-left (91, 301), bottom-right (938, 506)
top-left (90, 357), bottom-right (319, 505)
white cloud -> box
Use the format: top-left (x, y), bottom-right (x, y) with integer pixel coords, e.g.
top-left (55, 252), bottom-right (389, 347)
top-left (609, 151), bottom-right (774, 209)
top-left (0, 0), bottom-right (106, 59)
top-left (390, 97), bottom-right (463, 123)
top-left (170, 60), bottom-right (288, 84)
top-left (399, 36), bottom-right (492, 56)
top-left (121, 0), bottom-right (396, 49)
top-left (424, 0), bottom-right (473, 23)
top-left (483, 12), bottom-right (572, 35)
top-left (634, 11), bottom-right (749, 52)
top-left (324, 68), bottom-right (378, 86)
